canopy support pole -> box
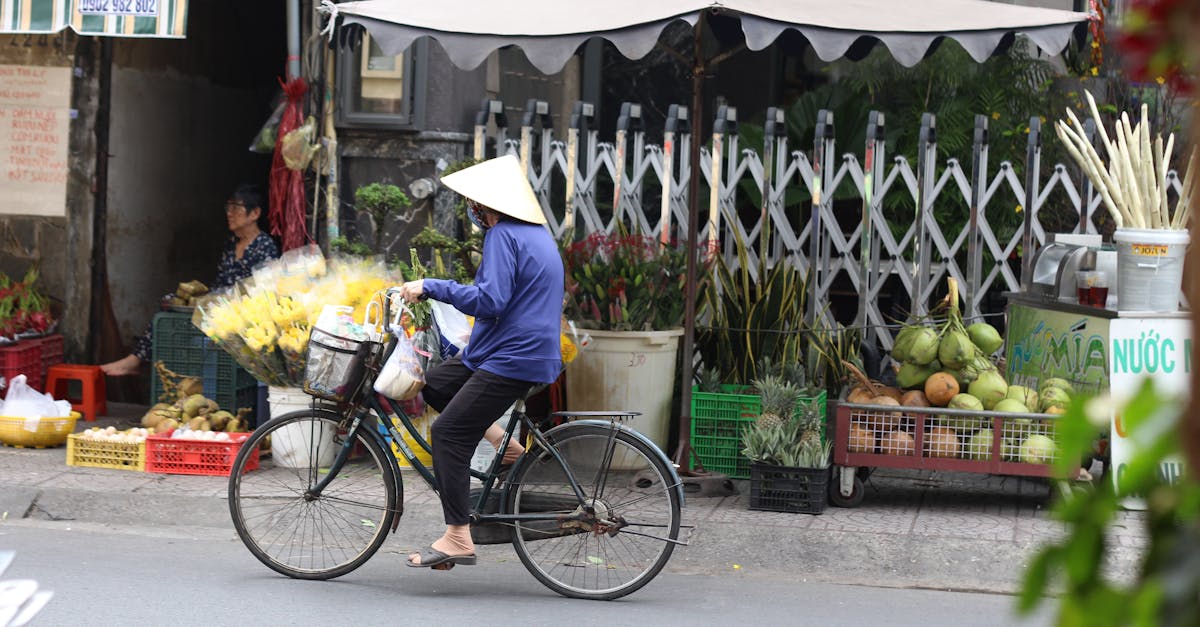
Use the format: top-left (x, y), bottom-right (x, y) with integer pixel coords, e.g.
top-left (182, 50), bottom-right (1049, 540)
top-left (673, 11), bottom-right (705, 474)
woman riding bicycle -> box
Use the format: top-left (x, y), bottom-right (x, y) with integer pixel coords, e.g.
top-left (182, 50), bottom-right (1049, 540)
top-left (398, 155), bottom-right (564, 570)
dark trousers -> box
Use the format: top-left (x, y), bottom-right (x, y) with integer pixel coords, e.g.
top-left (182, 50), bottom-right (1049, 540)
top-left (420, 356), bottom-right (533, 526)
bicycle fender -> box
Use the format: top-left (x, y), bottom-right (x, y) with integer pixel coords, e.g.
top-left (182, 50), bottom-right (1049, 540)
top-left (540, 420), bottom-right (686, 506)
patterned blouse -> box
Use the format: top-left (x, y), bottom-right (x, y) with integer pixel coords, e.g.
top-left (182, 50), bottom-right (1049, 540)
top-left (214, 232), bottom-right (281, 290)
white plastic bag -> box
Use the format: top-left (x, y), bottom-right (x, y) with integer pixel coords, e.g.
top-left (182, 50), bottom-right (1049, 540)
top-left (374, 324), bottom-right (426, 401)
top-left (430, 300), bottom-right (472, 358)
top-left (3, 375), bottom-right (70, 419)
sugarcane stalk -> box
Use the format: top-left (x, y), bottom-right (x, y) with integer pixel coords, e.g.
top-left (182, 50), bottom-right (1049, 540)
top-left (1064, 110), bottom-right (1128, 211)
top-left (1084, 90), bottom-right (1117, 155)
top-left (1163, 133), bottom-right (1175, 227)
top-left (1055, 122), bottom-right (1126, 228)
top-left (1175, 147), bottom-right (1198, 229)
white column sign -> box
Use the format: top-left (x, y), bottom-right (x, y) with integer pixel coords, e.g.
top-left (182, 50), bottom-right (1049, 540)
top-left (0, 65), bottom-right (71, 217)
top-left (1108, 317), bottom-right (1191, 509)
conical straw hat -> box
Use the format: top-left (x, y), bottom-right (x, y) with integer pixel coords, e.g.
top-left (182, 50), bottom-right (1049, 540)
top-left (440, 154), bottom-right (546, 225)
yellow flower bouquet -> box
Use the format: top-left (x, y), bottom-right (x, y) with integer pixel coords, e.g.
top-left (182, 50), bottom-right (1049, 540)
top-left (194, 245), bottom-right (403, 388)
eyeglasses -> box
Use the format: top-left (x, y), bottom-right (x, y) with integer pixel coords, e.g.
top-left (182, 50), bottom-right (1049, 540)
top-left (224, 202), bottom-right (246, 214)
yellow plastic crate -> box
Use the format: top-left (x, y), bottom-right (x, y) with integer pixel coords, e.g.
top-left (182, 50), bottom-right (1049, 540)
top-left (66, 432), bottom-right (147, 471)
top-left (0, 412), bottom-right (79, 448)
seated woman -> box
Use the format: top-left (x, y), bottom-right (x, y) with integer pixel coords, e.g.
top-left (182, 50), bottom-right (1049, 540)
top-left (101, 184), bottom-right (281, 376)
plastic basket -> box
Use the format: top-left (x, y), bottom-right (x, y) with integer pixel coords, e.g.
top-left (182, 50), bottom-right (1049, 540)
top-left (66, 432), bottom-right (146, 471)
top-left (0, 341), bottom-right (43, 392)
top-left (145, 429), bottom-right (259, 476)
top-left (690, 386), bottom-right (827, 479)
top-left (303, 327), bottom-right (381, 402)
top-left (0, 412), bottom-right (79, 448)
top-left (150, 312), bottom-right (257, 411)
top-left (748, 463), bottom-right (829, 514)
top-left (33, 334), bottom-right (64, 382)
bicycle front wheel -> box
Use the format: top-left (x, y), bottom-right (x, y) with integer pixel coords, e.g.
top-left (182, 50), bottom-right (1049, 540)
top-left (506, 423), bottom-right (681, 600)
top-left (228, 408), bottom-right (399, 580)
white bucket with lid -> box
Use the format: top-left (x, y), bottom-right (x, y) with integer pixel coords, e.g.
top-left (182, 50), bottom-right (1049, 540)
top-left (269, 386), bottom-right (336, 468)
top-left (1112, 228), bottom-right (1189, 312)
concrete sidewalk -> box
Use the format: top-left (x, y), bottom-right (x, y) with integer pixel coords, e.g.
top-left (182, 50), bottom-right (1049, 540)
top-left (0, 402), bottom-right (1147, 594)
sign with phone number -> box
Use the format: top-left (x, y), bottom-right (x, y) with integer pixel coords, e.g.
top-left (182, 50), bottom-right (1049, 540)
top-left (79, 0), bottom-right (159, 16)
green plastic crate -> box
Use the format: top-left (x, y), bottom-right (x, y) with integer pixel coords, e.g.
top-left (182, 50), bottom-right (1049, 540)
top-left (150, 312), bottom-right (257, 412)
top-left (690, 385), bottom-right (827, 479)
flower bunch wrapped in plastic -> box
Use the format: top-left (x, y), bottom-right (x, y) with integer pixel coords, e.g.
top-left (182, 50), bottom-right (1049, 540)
top-left (194, 245), bottom-right (403, 388)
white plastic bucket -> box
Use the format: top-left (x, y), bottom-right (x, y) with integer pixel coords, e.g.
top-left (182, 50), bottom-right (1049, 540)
top-left (564, 328), bottom-right (684, 451)
top-left (269, 386), bottom-right (336, 468)
top-left (1113, 228), bottom-right (1189, 312)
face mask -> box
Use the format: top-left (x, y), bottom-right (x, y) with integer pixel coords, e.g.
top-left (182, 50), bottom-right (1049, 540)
top-left (468, 203), bottom-right (490, 230)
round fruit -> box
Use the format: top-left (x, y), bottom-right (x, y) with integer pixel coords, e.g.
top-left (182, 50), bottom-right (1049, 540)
top-left (869, 396), bottom-right (904, 431)
top-left (938, 330), bottom-right (975, 370)
top-left (966, 322), bottom-right (1004, 354)
top-left (1005, 385), bottom-right (1038, 411)
top-left (1019, 434), bottom-right (1057, 464)
top-left (924, 372), bottom-right (960, 406)
top-left (880, 430), bottom-right (915, 456)
top-left (926, 426), bottom-right (961, 458)
top-left (965, 428), bottom-right (994, 460)
top-left (848, 423), bottom-right (877, 453)
top-left (992, 398), bottom-right (1029, 413)
top-left (900, 390), bottom-right (930, 408)
top-left (908, 327), bottom-right (941, 365)
top-left (967, 371), bottom-right (1008, 410)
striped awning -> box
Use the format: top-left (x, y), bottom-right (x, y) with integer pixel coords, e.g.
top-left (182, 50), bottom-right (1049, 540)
top-left (0, 0), bottom-right (187, 38)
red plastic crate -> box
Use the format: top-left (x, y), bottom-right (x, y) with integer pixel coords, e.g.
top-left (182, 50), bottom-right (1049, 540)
top-left (35, 334), bottom-right (64, 381)
top-left (0, 341), bottom-right (42, 392)
top-left (145, 429), bottom-right (259, 476)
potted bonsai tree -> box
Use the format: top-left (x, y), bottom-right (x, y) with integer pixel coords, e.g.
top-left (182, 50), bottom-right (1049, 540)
top-left (561, 231), bottom-right (690, 451)
top-left (741, 380), bottom-right (831, 514)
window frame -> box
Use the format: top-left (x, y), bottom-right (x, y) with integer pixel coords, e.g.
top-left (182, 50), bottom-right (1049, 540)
top-left (337, 36), bottom-right (428, 129)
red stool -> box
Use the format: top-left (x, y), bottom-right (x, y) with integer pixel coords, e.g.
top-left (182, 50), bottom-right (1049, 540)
top-left (45, 364), bottom-right (107, 422)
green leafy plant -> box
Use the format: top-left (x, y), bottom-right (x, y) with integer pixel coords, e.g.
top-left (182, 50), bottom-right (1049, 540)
top-left (354, 182), bottom-right (413, 252)
top-left (697, 226), bottom-right (808, 385)
top-left (741, 416), bottom-right (830, 469)
top-left (1019, 380), bottom-right (1198, 626)
top-left (562, 231), bottom-right (690, 331)
top-left (409, 158), bottom-right (484, 283)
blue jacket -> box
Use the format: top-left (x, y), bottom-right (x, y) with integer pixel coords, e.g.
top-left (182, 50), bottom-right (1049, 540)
top-left (423, 220), bottom-right (565, 384)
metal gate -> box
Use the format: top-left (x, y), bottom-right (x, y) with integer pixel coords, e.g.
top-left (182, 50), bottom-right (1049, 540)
top-left (471, 99), bottom-right (1185, 350)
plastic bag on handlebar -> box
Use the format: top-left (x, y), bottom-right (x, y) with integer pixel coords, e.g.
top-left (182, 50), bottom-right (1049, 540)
top-left (374, 309), bottom-right (426, 401)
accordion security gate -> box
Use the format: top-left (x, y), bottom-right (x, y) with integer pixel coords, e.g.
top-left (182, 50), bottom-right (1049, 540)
top-left (471, 99), bottom-right (1186, 352)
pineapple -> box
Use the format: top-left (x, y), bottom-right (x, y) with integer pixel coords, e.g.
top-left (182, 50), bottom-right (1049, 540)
top-left (794, 398), bottom-right (824, 450)
top-left (753, 375), bottom-right (800, 429)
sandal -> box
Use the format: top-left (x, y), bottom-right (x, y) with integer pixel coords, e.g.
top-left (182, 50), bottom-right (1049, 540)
top-left (406, 548), bottom-right (477, 569)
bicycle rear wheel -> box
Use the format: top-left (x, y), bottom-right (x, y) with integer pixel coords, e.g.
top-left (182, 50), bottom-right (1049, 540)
top-left (228, 409), bottom-right (399, 580)
top-left (506, 423), bottom-right (681, 600)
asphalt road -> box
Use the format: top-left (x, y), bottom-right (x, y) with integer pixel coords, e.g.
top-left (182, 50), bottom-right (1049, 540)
top-left (0, 519), bottom-right (1055, 626)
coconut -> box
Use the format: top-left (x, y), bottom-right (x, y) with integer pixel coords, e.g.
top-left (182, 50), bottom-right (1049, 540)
top-left (1039, 377), bottom-right (1075, 396)
top-left (926, 426), bottom-right (961, 458)
top-left (891, 327), bottom-right (917, 362)
top-left (155, 418), bottom-right (179, 434)
top-left (967, 371), bottom-right (1008, 410)
top-left (1005, 385), bottom-right (1038, 411)
top-left (992, 398), bottom-right (1028, 413)
top-left (1019, 434), bottom-right (1057, 464)
top-left (938, 330), bottom-right (975, 370)
top-left (181, 394), bottom-right (209, 420)
top-left (924, 372), bottom-right (960, 407)
top-left (908, 327), bottom-right (941, 365)
top-left (966, 322), bottom-right (1003, 354)
top-left (964, 428), bottom-right (994, 460)
top-left (848, 423), bottom-right (877, 453)
top-left (1039, 387), bottom-right (1071, 412)
top-left (876, 386), bottom-right (905, 402)
top-left (942, 393), bottom-right (986, 432)
top-left (847, 385), bottom-right (875, 404)
top-left (900, 390), bottom-right (930, 408)
top-left (869, 396), bottom-right (904, 431)
top-left (896, 361), bottom-right (936, 390)
top-left (880, 430), bottom-right (915, 456)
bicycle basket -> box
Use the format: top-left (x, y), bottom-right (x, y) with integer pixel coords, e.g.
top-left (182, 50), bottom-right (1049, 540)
top-left (303, 326), bottom-right (383, 402)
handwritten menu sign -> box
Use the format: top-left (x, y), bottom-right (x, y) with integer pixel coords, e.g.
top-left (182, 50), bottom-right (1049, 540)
top-left (0, 65), bottom-right (70, 217)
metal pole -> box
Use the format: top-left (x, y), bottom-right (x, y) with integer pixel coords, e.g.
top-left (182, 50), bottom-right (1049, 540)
top-left (761, 107), bottom-right (783, 255)
top-left (807, 110), bottom-right (832, 327)
top-left (913, 113), bottom-right (936, 318)
top-left (966, 115), bottom-right (989, 321)
top-left (858, 111), bottom-right (883, 345)
top-left (674, 13), bottom-right (705, 471)
top-left (660, 105), bottom-right (683, 246)
top-left (1021, 117), bottom-right (1042, 288)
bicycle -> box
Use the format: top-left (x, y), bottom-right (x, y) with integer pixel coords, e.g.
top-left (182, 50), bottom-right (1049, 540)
top-left (227, 289), bottom-right (685, 600)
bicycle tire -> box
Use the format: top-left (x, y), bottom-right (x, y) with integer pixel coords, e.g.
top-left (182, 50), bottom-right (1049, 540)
top-left (505, 423), bottom-right (681, 600)
top-left (228, 408), bottom-right (399, 580)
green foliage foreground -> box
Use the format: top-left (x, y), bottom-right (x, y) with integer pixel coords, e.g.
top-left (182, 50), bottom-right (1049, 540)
top-left (1020, 380), bottom-right (1199, 626)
